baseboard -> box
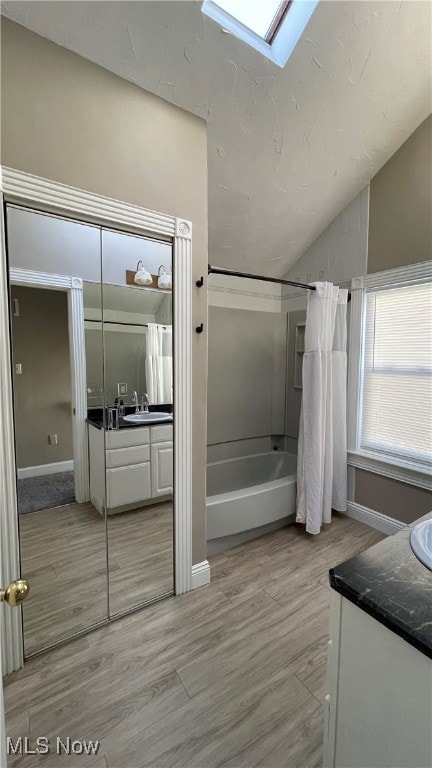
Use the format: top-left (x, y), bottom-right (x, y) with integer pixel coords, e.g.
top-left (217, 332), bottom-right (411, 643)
top-left (344, 502), bottom-right (407, 535)
top-left (191, 560), bottom-right (211, 590)
top-left (17, 460), bottom-right (74, 480)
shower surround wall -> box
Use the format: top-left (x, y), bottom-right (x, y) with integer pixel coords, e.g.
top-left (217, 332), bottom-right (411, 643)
top-left (207, 274), bottom-right (285, 462)
top-left (207, 188), bottom-right (369, 465)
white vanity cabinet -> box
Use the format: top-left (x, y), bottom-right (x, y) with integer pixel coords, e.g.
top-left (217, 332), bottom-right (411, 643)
top-left (150, 425), bottom-right (173, 498)
top-left (88, 422), bottom-right (173, 514)
top-left (323, 592), bottom-right (432, 768)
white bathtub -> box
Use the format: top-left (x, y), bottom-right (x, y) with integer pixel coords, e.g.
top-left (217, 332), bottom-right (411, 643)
top-left (206, 451), bottom-right (297, 541)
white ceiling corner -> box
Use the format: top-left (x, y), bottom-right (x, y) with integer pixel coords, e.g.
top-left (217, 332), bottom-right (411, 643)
top-left (2, 0), bottom-right (431, 277)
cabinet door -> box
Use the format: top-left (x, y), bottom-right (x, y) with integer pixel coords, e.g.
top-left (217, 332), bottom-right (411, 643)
top-left (107, 462), bottom-right (151, 508)
top-left (151, 441), bottom-right (173, 498)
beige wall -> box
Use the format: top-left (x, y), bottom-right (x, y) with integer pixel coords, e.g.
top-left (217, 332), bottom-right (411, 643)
top-left (11, 286), bottom-right (73, 468)
top-left (1, 18), bottom-right (208, 563)
top-left (358, 116), bottom-right (432, 524)
top-left (368, 114), bottom-right (432, 273)
top-left (355, 471), bottom-right (431, 525)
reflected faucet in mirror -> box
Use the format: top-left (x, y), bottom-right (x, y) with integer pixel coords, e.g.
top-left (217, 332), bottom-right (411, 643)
top-left (141, 394), bottom-right (150, 413)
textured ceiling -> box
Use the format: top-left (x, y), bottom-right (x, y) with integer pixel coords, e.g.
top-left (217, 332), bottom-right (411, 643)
top-left (2, 0), bottom-right (431, 276)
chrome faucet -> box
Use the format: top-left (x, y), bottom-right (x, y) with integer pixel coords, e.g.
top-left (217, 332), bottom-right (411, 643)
top-left (141, 393), bottom-right (150, 413)
top-left (132, 391), bottom-right (139, 414)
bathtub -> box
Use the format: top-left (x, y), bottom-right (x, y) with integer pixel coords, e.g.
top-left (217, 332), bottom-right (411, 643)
top-left (206, 451), bottom-right (297, 541)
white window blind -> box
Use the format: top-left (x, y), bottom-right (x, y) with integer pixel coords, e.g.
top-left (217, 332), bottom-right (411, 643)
top-left (360, 281), bottom-right (432, 468)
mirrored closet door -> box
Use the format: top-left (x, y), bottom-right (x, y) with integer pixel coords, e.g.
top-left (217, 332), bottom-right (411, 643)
top-left (100, 228), bottom-right (174, 616)
top-left (5, 204), bottom-right (174, 657)
top-left (6, 204), bottom-right (107, 656)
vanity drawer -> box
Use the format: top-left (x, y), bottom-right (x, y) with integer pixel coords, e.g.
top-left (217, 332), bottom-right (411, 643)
top-left (106, 444), bottom-right (150, 469)
top-left (106, 426), bottom-right (150, 450)
top-left (107, 462), bottom-right (151, 508)
top-left (150, 424), bottom-right (173, 443)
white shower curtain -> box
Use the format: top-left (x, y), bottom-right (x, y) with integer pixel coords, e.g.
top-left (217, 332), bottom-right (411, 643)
top-left (296, 282), bottom-right (348, 534)
top-left (145, 323), bottom-right (173, 404)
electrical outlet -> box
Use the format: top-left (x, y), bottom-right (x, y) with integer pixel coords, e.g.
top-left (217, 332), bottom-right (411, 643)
top-left (118, 383), bottom-right (128, 397)
top-left (15, 363), bottom-right (22, 375)
top-left (48, 434), bottom-right (58, 445)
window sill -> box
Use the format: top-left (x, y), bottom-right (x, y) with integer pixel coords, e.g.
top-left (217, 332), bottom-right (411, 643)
top-left (348, 451), bottom-right (432, 491)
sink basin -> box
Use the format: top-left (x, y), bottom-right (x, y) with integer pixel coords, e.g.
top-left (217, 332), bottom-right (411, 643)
top-left (122, 412), bottom-right (173, 425)
top-left (410, 520), bottom-right (432, 571)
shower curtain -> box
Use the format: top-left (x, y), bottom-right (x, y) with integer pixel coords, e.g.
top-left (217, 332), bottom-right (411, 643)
top-left (145, 323), bottom-right (173, 404)
top-left (296, 282), bottom-right (348, 534)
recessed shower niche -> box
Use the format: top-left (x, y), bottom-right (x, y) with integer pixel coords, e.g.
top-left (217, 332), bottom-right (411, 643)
top-left (6, 203), bottom-right (174, 655)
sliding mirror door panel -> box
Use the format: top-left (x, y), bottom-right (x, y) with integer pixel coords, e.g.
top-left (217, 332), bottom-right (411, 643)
top-left (6, 205), bottom-right (108, 655)
top-left (101, 228), bottom-right (174, 615)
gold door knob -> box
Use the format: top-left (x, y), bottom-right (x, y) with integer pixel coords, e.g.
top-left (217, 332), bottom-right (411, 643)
top-left (0, 579), bottom-right (30, 607)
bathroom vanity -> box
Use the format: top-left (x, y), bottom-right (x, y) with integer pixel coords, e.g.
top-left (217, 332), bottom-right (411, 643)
top-left (88, 420), bottom-right (173, 514)
top-left (323, 512), bottom-right (432, 768)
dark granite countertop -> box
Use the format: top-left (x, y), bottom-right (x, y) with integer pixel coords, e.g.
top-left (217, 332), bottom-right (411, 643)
top-left (330, 512), bottom-right (432, 659)
top-left (87, 404), bottom-right (173, 430)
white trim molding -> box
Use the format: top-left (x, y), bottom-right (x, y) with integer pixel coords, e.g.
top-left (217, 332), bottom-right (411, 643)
top-left (1, 166), bottom-right (175, 238)
top-left (9, 268), bottom-right (89, 504)
top-left (191, 560), bottom-right (211, 590)
top-left (359, 260), bottom-right (432, 290)
top-left (348, 451), bottom-right (432, 492)
top-left (347, 282), bottom-right (365, 453)
top-left (344, 502), bottom-right (407, 536)
top-left (17, 461), bottom-right (74, 480)
top-left (347, 260), bottom-right (432, 487)
top-left (0, 205), bottom-right (23, 676)
top-left (0, 167), bottom-right (193, 672)
top-left (174, 219), bottom-right (193, 595)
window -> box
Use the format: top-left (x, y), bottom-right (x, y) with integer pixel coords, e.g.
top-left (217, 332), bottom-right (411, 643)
top-left (210, 0), bottom-right (291, 42)
top-left (359, 280), bottom-right (432, 469)
top-left (202, 0), bottom-right (319, 68)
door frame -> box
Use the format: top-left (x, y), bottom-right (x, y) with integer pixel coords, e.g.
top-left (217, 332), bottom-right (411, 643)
top-left (0, 166), bottom-right (193, 675)
top-left (9, 268), bottom-right (89, 505)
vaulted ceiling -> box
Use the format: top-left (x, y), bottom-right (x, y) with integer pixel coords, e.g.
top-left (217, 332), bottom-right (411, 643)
top-left (2, 1), bottom-right (431, 276)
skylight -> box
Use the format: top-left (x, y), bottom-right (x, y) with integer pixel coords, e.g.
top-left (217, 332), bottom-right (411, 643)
top-left (202, 0), bottom-right (319, 68)
top-left (212, 0), bottom-right (290, 42)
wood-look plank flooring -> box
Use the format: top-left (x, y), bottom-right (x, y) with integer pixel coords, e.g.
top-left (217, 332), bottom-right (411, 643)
top-left (19, 501), bottom-right (173, 655)
top-left (5, 514), bottom-right (384, 768)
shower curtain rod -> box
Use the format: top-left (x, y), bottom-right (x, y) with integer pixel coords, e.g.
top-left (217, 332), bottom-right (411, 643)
top-left (206, 265), bottom-right (351, 299)
top-left (207, 265), bottom-right (314, 291)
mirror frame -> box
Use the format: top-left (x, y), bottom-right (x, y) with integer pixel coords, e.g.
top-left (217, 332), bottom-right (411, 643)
top-left (0, 166), bottom-right (193, 674)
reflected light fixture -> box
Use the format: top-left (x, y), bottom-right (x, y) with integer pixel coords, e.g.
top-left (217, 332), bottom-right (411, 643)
top-left (134, 260), bottom-right (152, 286)
top-left (157, 265), bottom-right (172, 290)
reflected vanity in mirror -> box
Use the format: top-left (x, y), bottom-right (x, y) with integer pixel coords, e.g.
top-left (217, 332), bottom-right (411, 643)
top-left (5, 204), bottom-right (174, 655)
